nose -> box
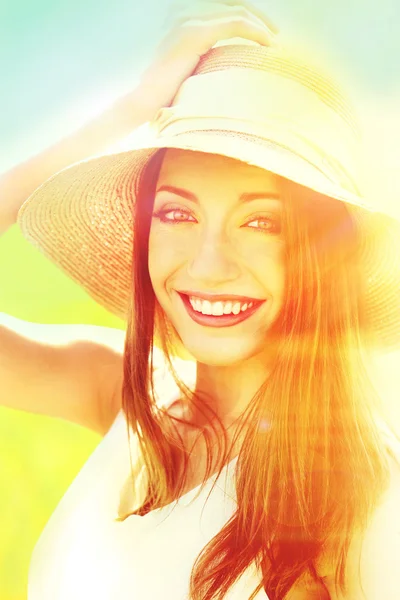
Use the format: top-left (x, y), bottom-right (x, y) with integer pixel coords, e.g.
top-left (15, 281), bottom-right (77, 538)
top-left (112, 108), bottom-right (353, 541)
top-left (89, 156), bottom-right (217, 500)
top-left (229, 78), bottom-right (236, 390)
top-left (187, 235), bottom-right (240, 285)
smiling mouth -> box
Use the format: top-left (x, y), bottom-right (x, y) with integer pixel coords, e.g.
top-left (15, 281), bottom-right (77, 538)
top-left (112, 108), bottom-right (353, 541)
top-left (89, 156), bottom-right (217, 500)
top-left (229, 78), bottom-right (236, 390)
top-left (178, 292), bottom-right (265, 328)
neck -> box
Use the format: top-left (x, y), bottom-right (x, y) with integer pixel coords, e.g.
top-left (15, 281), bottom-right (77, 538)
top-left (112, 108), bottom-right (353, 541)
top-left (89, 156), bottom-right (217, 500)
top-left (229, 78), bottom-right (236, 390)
top-left (187, 353), bottom-right (273, 435)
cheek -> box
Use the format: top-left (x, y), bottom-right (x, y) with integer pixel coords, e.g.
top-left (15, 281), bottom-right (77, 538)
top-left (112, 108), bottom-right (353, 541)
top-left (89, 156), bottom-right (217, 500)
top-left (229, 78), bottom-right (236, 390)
top-left (253, 245), bottom-right (286, 307)
top-left (148, 229), bottom-right (186, 292)
top-left (259, 258), bottom-right (285, 299)
top-left (249, 239), bottom-right (286, 281)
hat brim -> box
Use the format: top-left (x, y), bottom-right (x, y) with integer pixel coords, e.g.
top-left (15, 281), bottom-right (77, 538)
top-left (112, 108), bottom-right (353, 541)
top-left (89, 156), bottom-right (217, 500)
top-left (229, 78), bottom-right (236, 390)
top-left (17, 131), bottom-right (400, 350)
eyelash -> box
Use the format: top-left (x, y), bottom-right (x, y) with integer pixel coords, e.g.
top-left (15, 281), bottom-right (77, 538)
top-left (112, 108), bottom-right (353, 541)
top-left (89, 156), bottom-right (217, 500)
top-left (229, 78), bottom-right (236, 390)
top-left (152, 208), bottom-right (282, 235)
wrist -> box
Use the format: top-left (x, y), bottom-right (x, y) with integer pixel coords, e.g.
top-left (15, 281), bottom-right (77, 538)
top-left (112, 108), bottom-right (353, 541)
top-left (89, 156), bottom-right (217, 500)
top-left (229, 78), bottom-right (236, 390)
top-left (112, 82), bottom-right (167, 131)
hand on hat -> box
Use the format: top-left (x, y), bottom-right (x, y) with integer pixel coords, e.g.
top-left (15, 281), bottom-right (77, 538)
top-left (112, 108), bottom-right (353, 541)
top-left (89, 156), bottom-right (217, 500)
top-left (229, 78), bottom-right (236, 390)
top-left (139, 0), bottom-right (279, 109)
top-left (0, 2), bottom-right (279, 236)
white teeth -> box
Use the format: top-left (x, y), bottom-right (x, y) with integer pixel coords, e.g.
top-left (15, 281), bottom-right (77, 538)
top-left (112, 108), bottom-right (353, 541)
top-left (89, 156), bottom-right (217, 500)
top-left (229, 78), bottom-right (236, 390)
top-left (232, 303), bottom-right (241, 315)
top-left (188, 296), bottom-right (254, 316)
top-left (202, 300), bottom-right (212, 315)
top-left (211, 302), bottom-right (224, 316)
top-left (223, 301), bottom-right (233, 314)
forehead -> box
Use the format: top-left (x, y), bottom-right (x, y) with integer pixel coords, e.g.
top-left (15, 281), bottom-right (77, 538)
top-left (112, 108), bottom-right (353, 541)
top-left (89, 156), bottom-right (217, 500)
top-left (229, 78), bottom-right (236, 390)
top-left (157, 149), bottom-right (281, 193)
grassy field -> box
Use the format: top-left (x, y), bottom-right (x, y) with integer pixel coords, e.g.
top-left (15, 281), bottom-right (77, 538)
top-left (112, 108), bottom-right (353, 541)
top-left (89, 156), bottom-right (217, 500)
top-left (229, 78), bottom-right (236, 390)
top-left (0, 225), bottom-right (125, 600)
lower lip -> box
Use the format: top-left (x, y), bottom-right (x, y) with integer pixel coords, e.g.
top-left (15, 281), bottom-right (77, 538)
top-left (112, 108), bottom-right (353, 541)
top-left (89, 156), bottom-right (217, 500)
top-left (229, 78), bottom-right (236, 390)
top-left (178, 293), bottom-right (265, 328)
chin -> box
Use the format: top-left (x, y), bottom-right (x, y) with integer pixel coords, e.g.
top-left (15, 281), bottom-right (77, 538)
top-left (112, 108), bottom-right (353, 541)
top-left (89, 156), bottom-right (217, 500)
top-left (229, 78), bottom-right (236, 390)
top-left (178, 336), bottom-right (263, 367)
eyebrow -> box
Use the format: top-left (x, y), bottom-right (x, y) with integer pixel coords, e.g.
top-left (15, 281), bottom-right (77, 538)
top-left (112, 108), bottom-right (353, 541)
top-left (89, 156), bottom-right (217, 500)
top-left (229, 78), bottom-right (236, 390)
top-left (155, 185), bottom-right (282, 205)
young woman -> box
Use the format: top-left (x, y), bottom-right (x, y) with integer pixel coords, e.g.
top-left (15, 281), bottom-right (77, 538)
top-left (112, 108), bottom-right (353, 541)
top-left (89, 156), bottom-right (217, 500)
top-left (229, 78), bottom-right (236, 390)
top-left (1, 2), bottom-right (400, 599)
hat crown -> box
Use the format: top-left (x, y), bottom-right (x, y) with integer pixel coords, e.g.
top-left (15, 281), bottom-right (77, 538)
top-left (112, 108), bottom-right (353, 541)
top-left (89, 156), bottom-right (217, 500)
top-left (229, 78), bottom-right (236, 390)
top-left (151, 44), bottom-right (363, 198)
top-left (193, 45), bottom-right (360, 136)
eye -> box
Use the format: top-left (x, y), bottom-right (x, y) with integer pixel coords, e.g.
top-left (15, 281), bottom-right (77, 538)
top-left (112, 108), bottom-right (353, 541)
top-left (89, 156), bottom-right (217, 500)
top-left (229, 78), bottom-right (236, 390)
top-left (152, 208), bottom-right (281, 235)
top-left (152, 208), bottom-right (194, 224)
top-left (245, 215), bottom-right (282, 234)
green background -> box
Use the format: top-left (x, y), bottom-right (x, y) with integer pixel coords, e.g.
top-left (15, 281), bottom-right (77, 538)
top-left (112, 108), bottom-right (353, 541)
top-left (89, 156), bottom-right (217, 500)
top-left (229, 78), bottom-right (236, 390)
top-left (1, 1), bottom-right (399, 598)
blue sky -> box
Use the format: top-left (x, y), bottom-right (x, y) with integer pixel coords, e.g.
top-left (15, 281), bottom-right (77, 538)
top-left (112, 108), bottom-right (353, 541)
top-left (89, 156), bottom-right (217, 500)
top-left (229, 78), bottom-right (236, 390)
top-left (1, 0), bottom-right (399, 213)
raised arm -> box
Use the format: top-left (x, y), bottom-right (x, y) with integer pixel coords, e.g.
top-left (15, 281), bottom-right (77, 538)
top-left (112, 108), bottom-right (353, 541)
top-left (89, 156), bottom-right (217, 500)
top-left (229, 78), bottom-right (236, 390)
top-left (0, 85), bottom-right (170, 236)
top-left (0, 1), bottom-right (277, 433)
top-left (0, 313), bottom-right (125, 435)
top-left (0, 1), bottom-right (277, 235)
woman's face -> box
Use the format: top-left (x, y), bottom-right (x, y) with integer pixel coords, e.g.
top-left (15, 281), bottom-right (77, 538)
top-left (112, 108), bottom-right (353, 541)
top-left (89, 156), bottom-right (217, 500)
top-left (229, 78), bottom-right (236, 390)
top-left (148, 149), bottom-right (286, 366)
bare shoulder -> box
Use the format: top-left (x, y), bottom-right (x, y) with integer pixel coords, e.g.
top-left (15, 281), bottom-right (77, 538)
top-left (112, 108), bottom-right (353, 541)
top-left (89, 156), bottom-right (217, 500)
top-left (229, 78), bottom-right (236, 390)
top-left (0, 315), bottom-right (195, 438)
top-left (80, 324), bottom-right (126, 434)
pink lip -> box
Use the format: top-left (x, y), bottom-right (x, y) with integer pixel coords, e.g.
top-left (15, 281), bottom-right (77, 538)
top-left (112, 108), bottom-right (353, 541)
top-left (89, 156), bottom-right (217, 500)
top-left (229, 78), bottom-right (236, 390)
top-left (178, 292), bottom-right (265, 328)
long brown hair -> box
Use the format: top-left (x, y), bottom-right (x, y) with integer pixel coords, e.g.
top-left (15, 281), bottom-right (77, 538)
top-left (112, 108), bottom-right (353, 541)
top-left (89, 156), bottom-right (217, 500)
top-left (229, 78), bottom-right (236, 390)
top-left (119, 148), bottom-right (393, 599)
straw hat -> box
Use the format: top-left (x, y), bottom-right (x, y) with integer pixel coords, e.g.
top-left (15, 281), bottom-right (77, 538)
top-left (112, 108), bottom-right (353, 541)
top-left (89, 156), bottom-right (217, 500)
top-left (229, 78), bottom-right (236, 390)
top-left (17, 44), bottom-right (400, 350)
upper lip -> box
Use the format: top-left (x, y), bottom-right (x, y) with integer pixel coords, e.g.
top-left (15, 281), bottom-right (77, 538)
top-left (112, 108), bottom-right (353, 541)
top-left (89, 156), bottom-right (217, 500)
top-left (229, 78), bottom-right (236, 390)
top-left (177, 290), bottom-right (265, 304)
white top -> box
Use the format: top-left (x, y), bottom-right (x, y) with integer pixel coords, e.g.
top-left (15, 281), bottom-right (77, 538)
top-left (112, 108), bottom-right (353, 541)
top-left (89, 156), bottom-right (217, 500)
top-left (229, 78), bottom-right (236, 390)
top-left (27, 351), bottom-right (400, 600)
top-left (28, 354), bottom-right (267, 599)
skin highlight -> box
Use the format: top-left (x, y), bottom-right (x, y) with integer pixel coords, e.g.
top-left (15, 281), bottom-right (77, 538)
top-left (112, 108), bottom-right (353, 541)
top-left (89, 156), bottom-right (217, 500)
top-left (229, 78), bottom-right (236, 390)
top-left (149, 149), bottom-right (285, 430)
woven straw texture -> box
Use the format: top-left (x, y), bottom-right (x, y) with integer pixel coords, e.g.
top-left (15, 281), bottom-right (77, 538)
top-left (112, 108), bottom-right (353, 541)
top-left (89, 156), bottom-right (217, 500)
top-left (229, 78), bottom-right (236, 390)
top-left (17, 45), bottom-right (400, 350)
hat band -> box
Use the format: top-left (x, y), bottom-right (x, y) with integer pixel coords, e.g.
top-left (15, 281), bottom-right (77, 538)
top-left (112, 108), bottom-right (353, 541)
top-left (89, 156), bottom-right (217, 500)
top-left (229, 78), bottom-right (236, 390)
top-left (151, 115), bottom-right (361, 196)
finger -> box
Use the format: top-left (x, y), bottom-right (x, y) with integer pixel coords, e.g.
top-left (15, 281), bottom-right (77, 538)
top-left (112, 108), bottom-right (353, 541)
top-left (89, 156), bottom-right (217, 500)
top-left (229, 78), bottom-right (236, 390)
top-left (165, 1), bottom-right (279, 36)
top-left (170, 6), bottom-right (277, 48)
top-left (171, 4), bottom-right (274, 35)
top-left (199, 0), bottom-right (279, 34)
top-left (181, 15), bottom-right (276, 52)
